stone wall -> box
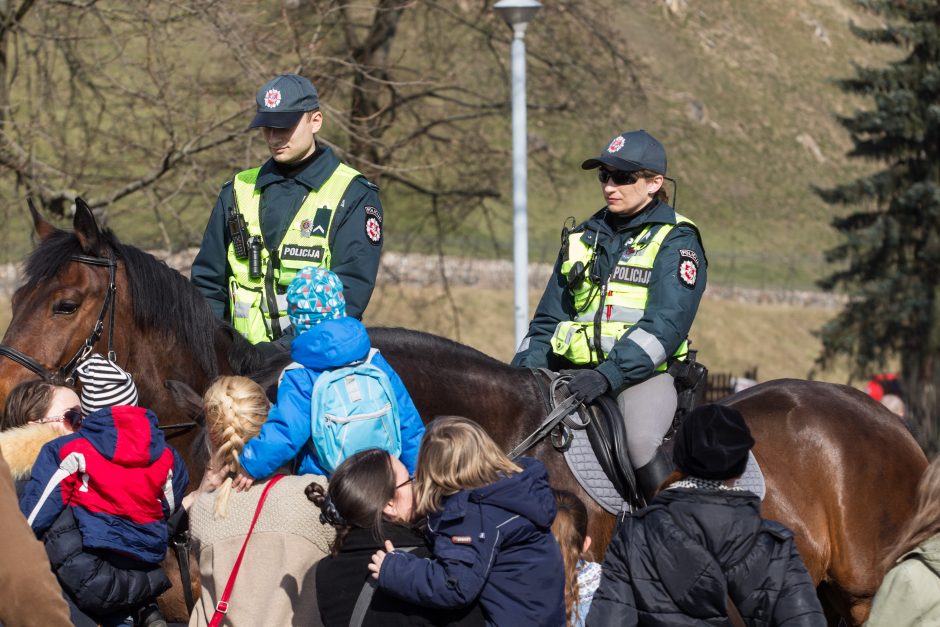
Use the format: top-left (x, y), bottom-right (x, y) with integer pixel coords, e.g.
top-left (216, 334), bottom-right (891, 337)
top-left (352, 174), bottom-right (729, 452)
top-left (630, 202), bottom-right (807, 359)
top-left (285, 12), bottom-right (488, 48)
top-left (0, 247), bottom-right (848, 309)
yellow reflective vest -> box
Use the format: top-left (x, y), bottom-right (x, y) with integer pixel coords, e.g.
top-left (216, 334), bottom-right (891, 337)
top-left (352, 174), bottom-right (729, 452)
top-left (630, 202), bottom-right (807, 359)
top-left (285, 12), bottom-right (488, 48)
top-left (550, 214), bottom-right (698, 367)
top-left (226, 163), bottom-right (361, 343)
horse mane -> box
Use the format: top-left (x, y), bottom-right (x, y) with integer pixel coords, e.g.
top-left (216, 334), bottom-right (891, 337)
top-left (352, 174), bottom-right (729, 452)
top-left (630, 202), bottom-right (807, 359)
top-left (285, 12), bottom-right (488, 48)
top-left (222, 324), bottom-right (294, 392)
top-left (24, 229), bottom-right (221, 380)
top-left (368, 326), bottom-right (517, 373)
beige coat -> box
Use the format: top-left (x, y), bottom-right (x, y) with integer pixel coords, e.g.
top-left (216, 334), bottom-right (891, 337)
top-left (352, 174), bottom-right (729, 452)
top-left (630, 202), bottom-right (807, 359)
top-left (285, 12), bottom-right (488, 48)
top-left (0, 445), bottom-right (72, 627)
top-left (0, 422), bottom-right (60, 480)
top-left (188, 474), bottom-right (334, 627)
top-left (867, 535), bottom-right (940, 626)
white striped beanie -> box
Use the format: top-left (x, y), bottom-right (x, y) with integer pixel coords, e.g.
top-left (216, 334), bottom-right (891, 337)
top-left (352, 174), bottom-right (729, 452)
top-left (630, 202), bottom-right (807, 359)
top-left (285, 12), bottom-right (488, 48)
top-left (75, 354), bottom-right (139, 415)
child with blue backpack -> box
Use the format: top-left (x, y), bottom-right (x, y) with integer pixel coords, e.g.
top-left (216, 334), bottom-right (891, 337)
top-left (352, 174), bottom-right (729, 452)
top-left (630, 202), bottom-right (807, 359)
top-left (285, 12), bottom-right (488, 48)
top-left (234, 267), bottom-right (424, 490)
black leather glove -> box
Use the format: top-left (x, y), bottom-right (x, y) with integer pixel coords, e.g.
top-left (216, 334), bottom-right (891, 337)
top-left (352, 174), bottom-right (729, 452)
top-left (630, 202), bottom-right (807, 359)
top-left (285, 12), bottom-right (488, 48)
top-left (566, 369), bottom-right (610, 403)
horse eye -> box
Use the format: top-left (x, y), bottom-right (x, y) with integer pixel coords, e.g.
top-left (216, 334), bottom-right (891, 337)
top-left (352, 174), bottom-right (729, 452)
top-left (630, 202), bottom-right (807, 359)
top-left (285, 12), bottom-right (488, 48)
top-left (52, 300), bottom-right (79, 315)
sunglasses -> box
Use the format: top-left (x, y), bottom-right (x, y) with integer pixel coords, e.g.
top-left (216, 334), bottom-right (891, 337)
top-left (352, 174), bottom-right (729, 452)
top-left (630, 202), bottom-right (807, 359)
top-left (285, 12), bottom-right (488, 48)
top-left (396, 476), bottom-right (413, 491)
top-left (34, 407), bottom-right (83, 429)
top-left (597, 169), bottom-right (640, 186)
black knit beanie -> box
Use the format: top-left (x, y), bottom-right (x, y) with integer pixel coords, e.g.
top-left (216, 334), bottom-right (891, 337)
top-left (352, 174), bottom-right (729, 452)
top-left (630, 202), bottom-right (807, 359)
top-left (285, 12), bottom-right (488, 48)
top-left (673, 404), bottom-right (754, 480)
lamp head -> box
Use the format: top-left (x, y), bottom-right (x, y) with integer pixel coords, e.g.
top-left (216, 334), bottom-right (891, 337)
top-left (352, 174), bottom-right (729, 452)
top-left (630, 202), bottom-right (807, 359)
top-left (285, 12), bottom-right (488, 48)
top-left (494, 0), bottom-right (542, 30)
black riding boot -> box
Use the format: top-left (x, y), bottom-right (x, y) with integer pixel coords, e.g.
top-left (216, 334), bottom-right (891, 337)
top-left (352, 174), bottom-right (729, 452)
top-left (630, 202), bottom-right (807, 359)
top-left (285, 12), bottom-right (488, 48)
top-left (635, 447), bottom-right (675, 503)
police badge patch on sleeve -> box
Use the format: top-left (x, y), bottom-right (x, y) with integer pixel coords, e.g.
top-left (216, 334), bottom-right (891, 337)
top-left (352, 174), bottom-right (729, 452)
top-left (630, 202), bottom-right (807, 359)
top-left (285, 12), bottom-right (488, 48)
top-left (365, 213), bottom-right (382, 246)
top-left (678, 249), bottom-right (699, 289)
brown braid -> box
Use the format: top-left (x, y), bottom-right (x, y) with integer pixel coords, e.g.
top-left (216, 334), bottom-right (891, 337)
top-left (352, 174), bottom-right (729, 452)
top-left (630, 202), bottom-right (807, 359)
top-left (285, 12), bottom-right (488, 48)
top-left (551, 489), bottom-right (590, 624)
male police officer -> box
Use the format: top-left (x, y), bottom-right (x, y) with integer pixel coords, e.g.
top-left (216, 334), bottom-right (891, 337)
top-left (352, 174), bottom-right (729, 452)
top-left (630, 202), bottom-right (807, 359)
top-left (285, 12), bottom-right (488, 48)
top-left (512, 130), bottom-right (707, 500)
top-left (192, 74), bottom-right (383, 346)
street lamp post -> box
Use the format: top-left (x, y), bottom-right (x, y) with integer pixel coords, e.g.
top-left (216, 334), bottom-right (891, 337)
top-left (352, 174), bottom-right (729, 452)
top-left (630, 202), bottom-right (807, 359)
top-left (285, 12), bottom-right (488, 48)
top-left (494, 0), bottom-right (541, 350)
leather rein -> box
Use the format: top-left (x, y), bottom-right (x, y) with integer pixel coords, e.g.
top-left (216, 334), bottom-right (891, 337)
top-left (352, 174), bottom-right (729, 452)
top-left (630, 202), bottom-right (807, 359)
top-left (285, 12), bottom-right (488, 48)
top-left (507, 374), bottom-right (589, 460)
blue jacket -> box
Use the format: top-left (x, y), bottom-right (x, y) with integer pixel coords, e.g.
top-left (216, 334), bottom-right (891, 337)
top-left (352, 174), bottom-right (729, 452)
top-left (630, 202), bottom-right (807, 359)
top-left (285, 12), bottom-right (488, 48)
top-left (240, 317), bottom-right (425, 478)
top-left (19, 406), bottom-right (189, 565)
top-left (378, 457), bottom-right (566, 627)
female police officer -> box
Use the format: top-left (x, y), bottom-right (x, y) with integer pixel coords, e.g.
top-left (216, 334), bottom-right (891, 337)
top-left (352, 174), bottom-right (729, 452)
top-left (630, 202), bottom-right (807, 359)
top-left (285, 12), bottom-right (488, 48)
top-left (511, 130), bottom-right (706, 501)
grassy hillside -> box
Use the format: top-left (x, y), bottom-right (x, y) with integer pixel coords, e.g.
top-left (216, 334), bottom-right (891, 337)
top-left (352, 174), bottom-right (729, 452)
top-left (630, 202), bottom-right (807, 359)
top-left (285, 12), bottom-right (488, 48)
top-left (0, 0), bottom-right (898, 387)
top-left (381, 0), bottom-right (893, 290)
top-left (362, 283), bottom-right (851, 384)
top-left (3, 0), bottom-right (895, 296)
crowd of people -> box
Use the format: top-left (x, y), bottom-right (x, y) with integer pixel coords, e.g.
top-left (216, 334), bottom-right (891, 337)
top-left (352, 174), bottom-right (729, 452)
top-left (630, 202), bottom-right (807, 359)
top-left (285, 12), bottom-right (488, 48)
top-left (0, 70), bottom-right (936, 627)
top-left (5, 341), bottom-right (936, 626)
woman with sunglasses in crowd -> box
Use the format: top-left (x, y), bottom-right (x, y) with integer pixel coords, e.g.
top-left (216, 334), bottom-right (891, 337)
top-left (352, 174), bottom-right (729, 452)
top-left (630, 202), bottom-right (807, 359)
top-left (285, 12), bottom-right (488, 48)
top-left (18, 355), bottom-right (188, 627)
top-left (0, 380), bottom-right (83, 494)
top-left (512, 130), bottom-right (707, 501)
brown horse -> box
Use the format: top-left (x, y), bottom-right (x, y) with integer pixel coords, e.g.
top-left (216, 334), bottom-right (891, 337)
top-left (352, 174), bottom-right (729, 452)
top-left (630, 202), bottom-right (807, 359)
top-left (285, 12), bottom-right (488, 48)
top-left (0, 203), bottom-right (928, 625)
top-left (369, 328), bottom-right (927, 625)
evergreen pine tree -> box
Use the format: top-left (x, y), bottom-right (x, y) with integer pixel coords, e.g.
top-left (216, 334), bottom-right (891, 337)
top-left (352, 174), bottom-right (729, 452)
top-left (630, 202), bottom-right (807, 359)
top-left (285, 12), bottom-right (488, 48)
top-left (817, 0), bottom-right (940, 453)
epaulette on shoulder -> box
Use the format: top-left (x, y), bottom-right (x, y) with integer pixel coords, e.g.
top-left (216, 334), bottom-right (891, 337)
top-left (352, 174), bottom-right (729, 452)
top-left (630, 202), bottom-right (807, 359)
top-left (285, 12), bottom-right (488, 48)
top-left (359, 178), bottom-right (380, 192)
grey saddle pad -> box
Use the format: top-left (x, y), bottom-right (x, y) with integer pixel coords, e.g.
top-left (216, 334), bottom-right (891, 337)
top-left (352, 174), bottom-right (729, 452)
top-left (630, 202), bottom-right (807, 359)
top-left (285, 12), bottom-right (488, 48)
top-left (563, 431), bottom-right (766, 515)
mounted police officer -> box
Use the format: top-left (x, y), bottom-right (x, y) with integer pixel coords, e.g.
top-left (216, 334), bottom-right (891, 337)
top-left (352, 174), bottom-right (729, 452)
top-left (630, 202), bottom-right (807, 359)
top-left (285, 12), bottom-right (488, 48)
top-left (192, 74), bottom-right (383, 348)
top-left (511, 130), bottom-right (707, 501)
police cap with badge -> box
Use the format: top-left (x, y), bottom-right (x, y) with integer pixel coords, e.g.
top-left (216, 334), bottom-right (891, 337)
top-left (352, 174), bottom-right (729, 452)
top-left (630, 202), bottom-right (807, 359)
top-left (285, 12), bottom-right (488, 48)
top-left (228, 74), bottom-right (322, 277)
top-left (581, 129), bottom-right (667, 175)
top-left (249, 73), bottom-right (320, 129)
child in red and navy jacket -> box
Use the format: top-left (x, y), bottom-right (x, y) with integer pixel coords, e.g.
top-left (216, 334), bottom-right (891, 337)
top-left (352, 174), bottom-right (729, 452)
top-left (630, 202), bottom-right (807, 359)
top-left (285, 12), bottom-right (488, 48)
top-left (19, 355), bottom-right (189, 626)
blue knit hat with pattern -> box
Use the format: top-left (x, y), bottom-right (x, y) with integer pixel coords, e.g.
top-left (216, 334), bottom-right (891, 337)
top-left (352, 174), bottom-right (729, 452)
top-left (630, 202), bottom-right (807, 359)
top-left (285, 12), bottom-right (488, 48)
top-left (287, 267), bottom-right (346, 332)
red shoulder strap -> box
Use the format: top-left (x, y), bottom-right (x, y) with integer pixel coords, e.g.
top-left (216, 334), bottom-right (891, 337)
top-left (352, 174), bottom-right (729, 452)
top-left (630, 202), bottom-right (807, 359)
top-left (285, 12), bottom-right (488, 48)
top-left (208, 474), bottom-right (285, 627)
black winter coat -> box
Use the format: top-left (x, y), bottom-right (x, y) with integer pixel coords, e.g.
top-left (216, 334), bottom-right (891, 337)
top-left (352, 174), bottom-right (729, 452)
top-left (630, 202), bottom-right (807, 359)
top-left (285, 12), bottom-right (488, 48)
top-left (316, 522), bottom-right (485, 627)
top-left (587, 488), bottom-right (825, 627)
top-left (43, 508), bottom-right (170, 615)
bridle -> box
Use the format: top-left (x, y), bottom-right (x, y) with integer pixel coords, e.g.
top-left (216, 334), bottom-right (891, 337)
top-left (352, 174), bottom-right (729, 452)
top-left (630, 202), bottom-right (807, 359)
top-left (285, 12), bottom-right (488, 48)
top-left (0, 251), bottom-right (117, 387)
top-left (0, 249), bottom-right (200, 437)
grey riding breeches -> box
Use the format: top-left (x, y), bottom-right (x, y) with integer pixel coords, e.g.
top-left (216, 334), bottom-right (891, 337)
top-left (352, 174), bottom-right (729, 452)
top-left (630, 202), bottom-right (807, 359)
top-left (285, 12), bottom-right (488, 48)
top-left (615, 372), bottom-right (677, 468)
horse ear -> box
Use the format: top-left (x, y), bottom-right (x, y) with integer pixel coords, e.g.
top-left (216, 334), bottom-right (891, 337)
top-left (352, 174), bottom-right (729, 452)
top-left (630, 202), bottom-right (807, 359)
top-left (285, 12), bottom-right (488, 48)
top-left (73, 197), bottom-right (102, 254)
top-left (28, 197), bottom-right (58, 242)
top-left (165, 379), bottom-right (205, 423)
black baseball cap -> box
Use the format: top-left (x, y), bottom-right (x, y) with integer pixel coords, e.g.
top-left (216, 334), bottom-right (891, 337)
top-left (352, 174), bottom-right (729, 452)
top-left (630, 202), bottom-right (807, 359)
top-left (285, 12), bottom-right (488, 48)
top-left (249, 74), bottom-right (320, 130)
top-left (581, 130), bottom-right (667, 175)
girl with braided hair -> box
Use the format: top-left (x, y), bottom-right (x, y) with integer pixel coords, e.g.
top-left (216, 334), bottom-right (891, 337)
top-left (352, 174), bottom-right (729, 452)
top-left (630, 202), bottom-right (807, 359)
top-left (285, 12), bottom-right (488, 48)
top-left (552, 490), bottom-right (601, 627)
top-left (185, 376), bottom-right (334, 626)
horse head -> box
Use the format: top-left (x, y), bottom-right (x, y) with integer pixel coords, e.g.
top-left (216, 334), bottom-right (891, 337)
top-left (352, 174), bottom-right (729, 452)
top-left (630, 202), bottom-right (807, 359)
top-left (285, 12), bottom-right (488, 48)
top-left (0, 200), bottom-right (225, 449)
top-left (0, 199), bottom-right (126, 426)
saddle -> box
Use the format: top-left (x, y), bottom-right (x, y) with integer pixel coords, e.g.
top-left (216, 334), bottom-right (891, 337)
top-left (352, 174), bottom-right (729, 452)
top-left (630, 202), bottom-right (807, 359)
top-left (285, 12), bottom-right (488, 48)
top-left (533, 369), bottom-right (639, 507)
top-left (533, 353), bottom-right (709, 513)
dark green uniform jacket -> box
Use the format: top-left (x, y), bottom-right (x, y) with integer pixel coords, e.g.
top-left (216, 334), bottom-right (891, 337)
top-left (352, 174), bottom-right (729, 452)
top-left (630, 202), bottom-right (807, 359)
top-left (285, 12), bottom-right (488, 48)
top-left (191, 145), bottom-right (382, 323)
top-left (511, 199), bottom-right (706, 392)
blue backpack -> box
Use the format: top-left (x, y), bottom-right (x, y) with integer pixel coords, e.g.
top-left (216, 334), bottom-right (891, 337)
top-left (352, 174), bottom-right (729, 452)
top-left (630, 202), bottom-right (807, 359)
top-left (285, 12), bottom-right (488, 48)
top-left (305, 349), bottom-right (402, 474)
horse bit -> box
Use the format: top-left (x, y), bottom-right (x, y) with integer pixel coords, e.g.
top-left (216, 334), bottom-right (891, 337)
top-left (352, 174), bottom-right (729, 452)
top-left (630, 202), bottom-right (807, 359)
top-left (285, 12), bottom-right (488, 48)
top-left (0, 251), bottom-right (117, 386)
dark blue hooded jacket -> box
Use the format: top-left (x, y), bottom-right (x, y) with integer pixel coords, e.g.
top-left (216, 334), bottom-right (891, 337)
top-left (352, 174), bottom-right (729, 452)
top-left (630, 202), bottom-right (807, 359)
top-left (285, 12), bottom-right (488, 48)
top-left (240, 316), bottom-right (425, 478)
top-left (19, 406), bottom-right (189, 565)
top-left (378, 457), bottom-right (566, 627)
